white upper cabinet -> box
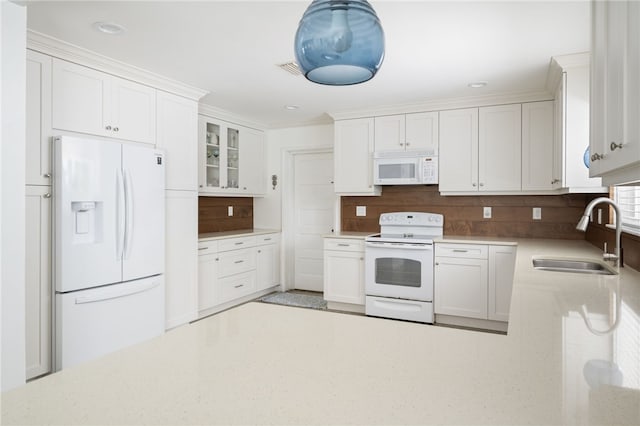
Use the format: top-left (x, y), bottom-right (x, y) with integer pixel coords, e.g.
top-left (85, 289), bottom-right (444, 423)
top-left (522, 101), bottom-right (555, 191)
top-left (590, 0), bottom-right (640, 185)
top-left (440, 104), bottom-right (521, 193)
top-left (156, 91), bottom-right (198, 191)
top-left (334, 118), bottom-right (381, 195)
top-left (550, 55), bottom-right (605, 192)
top-left (26, 50), bottom-right (52, 186)
top-left (479, 104), bottom-right (522, 191)
top-left (198, 115), bottom-right (265, 196)
top-left (439, 108), bottom-right (479, 192)
top-left (52, 59), bottom-right (156, 145)
top-left (374, 112), bottom-right (438, 152)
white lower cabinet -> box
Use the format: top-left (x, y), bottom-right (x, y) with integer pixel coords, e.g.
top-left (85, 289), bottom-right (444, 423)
top-left (198, 232), bottom-right (280, 317)
top-left (323, 238), bottom-right (365, 310)
top-left (25, 186), bottom-right (52, 379)
top-left (165, 190), bottom-right (198, 330)
top-left (435, 242), bottom-right (516, 329)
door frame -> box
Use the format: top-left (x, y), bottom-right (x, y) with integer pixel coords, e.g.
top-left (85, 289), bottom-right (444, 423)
top-left (281, 146), bottom-right (338, 292)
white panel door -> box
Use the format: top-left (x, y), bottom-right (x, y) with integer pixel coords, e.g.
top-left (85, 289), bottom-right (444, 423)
top-left (488, 245), bottom-right (516, 322)
top-left (52, 59), bottom-right (110, 136)
top-left (165, 190), bottom-right (198, 329)
top-left (334, 118), bottom-right (377, 194)
top-left (374, 114), bottom-right (405, 151)
top-left (25, 186), bottom-right (52, 379)
top-left (406, 111), bottom-right (439, 152)
top-left (238, 126), bottom-right (265, 195)
top-left (439, 108), bottom-right (479, 191)
top-left (156, 91), bottom-right (198, 191)
top-left (111, 77), bottom-right (156, 144)
top-left (479, 104), bottom-right (522, 191)
top-left (54, 136), bottom-right (121, 292)
top-left (434, 257), bottom-right (488, 319)
top-left (522, 101), bottom-right (554, 191)
top-left (26, 50), bottom-right (52, 186)
top-left (122, 144), bottom-right (165, 281)
top-left (294, 152), bottom-right (334, 292)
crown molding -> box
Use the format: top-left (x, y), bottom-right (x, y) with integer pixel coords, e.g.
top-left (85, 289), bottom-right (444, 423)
top-left (27, 30), bottom-right (209, 101)
top-left (546, 52), bottom-right (590, 94)
top-left (198, 104), bottom-right (268, 131)
top-left (328, 89), bottom-right (554, 121)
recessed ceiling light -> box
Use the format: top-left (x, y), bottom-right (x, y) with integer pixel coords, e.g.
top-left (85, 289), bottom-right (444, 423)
top-left (284, 105), bottom-right (299, 110)
top-left (468, 81), bottom-right (488, 88)
top-left (92, 21), bottom-right (126, 35)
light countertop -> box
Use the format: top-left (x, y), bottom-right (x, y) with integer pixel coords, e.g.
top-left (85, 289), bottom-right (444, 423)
top-left (199, 228), bottom-right (280, 241)
top-left (3, 239), bottom-right (640, 425)
top-left (323, 231), bottom-right (374, 239)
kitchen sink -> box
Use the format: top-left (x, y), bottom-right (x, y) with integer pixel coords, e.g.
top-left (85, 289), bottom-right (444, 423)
top-left (532, 257), bottom-right (617, 275)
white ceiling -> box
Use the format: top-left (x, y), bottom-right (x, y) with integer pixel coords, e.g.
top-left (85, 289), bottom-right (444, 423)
top-left (24, 0), bottom-right (590, 129)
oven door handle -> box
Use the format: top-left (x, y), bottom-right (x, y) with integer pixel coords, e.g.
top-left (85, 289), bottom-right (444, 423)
top-left (365, 242), bottom-right (433, 250)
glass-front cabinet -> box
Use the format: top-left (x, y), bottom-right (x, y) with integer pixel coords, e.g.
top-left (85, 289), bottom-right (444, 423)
top-left (198, 115), bottom-right (265, 196)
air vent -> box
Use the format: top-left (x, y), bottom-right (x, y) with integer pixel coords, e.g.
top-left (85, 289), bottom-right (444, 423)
top-left (277, 62), bottom-right (302, 76)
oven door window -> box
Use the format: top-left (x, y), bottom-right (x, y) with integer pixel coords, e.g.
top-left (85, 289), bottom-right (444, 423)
top-left (378, 163), bottom-right (416, 179)
top-left (375, 257), bottom-right (421, 287)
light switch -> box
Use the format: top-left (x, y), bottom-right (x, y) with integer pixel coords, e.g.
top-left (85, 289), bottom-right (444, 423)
top-left (483, 207), bottom-right (492, 219)
top-left (532, 207), bottom-right (542, 220)
top-left (356, 206), bottom-right (367, 217)
top-left (228, 206), bottom-right (233, 216)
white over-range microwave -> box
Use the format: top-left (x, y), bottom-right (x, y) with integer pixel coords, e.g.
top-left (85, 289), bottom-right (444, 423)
top-left (373, 150), bottom-right (438, 185)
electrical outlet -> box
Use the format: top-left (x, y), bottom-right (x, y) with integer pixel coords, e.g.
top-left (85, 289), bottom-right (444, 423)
top-left (356, 206), bottom-right (367, 217)
top-left (483, 207), bottom-right (492, 219)
top-left (228, 206), bottom-right (233, 216)
top-left (532, 207), bottom-right (542, 220)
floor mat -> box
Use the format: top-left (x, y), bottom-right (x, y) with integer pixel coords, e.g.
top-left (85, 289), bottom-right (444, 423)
top-left (260, 292), bottom-right (327, 310)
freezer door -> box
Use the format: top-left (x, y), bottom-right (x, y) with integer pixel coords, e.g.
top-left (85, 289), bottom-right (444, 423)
top-left (54, 136), bottom-right (122, 292)
top-left (55, 275), bottom-right (165, 370)
top-left (122, 144), bottom-right (165, 281)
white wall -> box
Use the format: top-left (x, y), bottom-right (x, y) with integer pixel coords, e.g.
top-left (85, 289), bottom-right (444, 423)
top-left (253, 124), bottom-right (334, 229)
top-left (1, 0), bottom-right (27, 391)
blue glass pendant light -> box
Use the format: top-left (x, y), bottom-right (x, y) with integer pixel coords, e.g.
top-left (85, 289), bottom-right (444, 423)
top-left (294, 0), bottom-right (385, 85)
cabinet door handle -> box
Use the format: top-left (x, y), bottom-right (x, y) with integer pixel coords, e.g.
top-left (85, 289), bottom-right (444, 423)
top-left (258, 250), bottom-right (262, 253)
top-left (234, 260), bottom-right (244, 264)
top-left (113, 127), bottom-right (119, 132)
top-left (198, 247), bottom-right (208, 251)
top-left (452, 249), bottom-right (468, 253)
top-left (263, 238), bottom-right (272, 241)
top-left (234, 284), bottom-right (244, 289)
top-left (235, 242), bottom-right (244, 245)
top-left (105, 125), bottom-right (112, 131)
top-left (479, 183), bottom-right (484, 187)
top-left (405, 142), bottom-right (410, 146)
top-left (337, 243), bottom-right (350, 247)
top-left (472, 183), bottom-right (477, 187)
top-left (610, 141), bottom-right (623, 151)
top-left (551, 179), bottom-right (560, 184)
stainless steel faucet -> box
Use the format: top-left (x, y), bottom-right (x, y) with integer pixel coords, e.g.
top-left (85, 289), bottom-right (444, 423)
top-left (576, 197), bottom-right (622, 267)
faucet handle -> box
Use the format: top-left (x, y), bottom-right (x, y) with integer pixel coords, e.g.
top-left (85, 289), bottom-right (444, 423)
top-left (604, 242), bottom-right (608, 254)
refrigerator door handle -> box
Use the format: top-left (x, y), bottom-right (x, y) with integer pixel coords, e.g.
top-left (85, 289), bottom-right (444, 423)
top-left (123, 169), bottom-right (134, 260)
top-left (116, 169), bottom-right (126, 260)
top-left (74, 280), bottom-right (161, 305)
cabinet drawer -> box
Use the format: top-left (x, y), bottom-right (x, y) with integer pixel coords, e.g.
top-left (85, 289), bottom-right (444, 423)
top-left (198, 240), bottom-right (218, 256)
top-left (255, 233), bottom-right (280, 246)
top-left (324, 238), bottom-right (365, 252)
top-left (218, 248), bottom-right (255, 278)
top-left (218, 236), bottom-right (256, 252)
top-left (436, 244), bottom-right (488, 259)
top-left (218, 271), bottom-right (256, 305)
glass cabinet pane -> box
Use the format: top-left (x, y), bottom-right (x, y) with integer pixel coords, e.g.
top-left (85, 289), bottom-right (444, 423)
top-left (206, 122), bottom-right (221, 188)
top-left (227, 127), bottom-right (239, 189)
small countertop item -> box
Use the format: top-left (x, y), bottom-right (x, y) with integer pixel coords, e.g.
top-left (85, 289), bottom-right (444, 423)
top-left (3, 239), bottom-right (640, 425)
top-left (199, 228), bottom-right (280, 242)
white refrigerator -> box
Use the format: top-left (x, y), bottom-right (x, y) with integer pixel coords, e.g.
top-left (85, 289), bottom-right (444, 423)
top-left (54, 135), bottom-right (165, 370)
